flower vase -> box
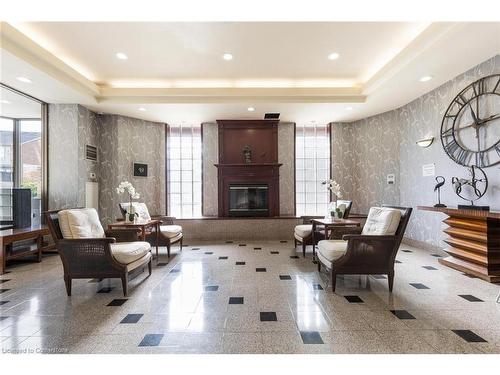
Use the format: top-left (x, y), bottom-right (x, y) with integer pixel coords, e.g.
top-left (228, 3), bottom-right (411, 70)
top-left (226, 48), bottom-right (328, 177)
top-left (128, 204), bottom-right (136, 223)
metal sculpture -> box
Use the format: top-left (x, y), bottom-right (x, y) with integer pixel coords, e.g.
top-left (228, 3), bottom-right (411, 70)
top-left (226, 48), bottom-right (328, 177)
top-left (433, 176), bottom-right (446, 208)
top-left (451, 165), bottom-right (489, 210)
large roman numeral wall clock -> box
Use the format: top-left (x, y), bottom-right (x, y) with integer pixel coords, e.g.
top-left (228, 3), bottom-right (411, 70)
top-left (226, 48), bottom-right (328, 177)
top-left (440, 74), bottom-right (500, 167)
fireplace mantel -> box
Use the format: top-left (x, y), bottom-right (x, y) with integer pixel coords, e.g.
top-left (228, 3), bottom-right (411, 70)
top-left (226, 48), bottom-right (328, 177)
top-left (215, 119), bottom-right (282, 217)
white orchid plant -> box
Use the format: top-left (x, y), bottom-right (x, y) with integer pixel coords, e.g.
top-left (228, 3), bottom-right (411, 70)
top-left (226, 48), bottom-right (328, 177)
top-left (322, 179), bottom-right (342, 200)
top-left (116, 181), bottom-right (140, 221)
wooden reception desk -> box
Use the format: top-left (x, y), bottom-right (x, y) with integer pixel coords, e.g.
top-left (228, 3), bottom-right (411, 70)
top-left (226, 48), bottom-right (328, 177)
top-left (418, 206), bottom-right (500, 283)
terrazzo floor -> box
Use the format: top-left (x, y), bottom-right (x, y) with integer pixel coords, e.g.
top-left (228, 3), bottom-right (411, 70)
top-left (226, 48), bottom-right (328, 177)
top-left (1, 240), bottom-right (500, 354)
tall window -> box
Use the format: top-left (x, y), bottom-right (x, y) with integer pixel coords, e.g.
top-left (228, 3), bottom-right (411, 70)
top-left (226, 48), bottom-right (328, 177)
top-left (167, 124), bottom-right (202, 218)
top-left (295, 123), bottom-right (330, 216)
top-left (1, 85), bottom-right (46, 228)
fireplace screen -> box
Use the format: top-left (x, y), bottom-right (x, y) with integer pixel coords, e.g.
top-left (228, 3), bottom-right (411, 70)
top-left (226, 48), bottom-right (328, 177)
top-left (229, 184), bottom-right (269, 217)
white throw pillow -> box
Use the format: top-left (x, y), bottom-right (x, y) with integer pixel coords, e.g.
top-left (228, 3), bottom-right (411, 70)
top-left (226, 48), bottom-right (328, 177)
top-left (58, 208), bottom-right (105, 239)
top-left (122, 202), bottom-right (152, 221)
top-left (362, 207), bottom-right (401, 236)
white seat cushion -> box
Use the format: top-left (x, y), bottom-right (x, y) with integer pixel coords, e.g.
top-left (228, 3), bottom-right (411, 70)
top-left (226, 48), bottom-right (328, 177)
top-left (58, 208), bottom-right (105, 239)
top-left (362, 207), bottom-right (401, 236)
top-left (121, 202), bottom-right (152, 221)
top-left (294, 224), bottom-right (313, 238)
top-left (317, 240), bottom-right (348, 262)
top-left (160, 225), bottom-right (183, 238)
top-left (110, 241), bottom-right (151, 265)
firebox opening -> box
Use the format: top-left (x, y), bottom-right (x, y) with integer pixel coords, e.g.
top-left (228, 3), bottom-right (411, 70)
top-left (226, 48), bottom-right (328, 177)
top-left (228, 184), bottom-right (269, 217)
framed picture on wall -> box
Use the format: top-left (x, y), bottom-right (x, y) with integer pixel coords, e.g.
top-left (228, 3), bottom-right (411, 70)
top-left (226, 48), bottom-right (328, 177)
top-left (133, 163), bottom-right (148, 177)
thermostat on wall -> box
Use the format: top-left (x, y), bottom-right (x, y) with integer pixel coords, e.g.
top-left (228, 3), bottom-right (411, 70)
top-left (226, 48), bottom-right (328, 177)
top-left (387, 174), bottom-right (395, 185)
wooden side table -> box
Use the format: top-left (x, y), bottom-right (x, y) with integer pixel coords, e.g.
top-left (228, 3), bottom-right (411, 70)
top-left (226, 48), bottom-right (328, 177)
top-left (0, 226), bottom-right (50, 275)
top-left (108, 220), bottom-right (161, 260)
top-left (311, 218), bottom-right (361, 260)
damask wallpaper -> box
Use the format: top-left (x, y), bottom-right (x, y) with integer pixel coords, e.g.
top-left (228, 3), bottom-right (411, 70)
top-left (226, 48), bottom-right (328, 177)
top-left (331, 54), bottom-right (500, 249)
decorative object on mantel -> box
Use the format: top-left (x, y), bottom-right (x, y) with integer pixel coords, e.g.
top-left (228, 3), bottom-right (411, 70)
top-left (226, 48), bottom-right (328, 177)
top-left (451, 165), bottom-right (489, 211)
top-left (242, 145), bottom-right (252, 163)
top-left (116, 181), bottom-right (141, 222)
top-left (433, 176), bottom-right (446, 208)
top-left (133, 163), bottom-right (148, 177)
top-left (322, 179), bottom-right (343, 220)
top-left (416, 137), bottom-right (434, 148)
top-left (440, 74), bottom-right (500, 168)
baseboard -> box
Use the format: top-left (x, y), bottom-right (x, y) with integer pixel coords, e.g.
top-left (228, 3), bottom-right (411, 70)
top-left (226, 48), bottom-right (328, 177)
top-left (402, 236), bottom-right (443, 253)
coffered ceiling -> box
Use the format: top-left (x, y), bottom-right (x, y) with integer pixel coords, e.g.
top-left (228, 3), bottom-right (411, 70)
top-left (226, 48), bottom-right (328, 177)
top-left (1, 21), bottom-right (499, 123)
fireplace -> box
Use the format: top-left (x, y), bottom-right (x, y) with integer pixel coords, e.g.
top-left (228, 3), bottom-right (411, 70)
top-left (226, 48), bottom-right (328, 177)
top-left (229, 184), bottom-right (269, 217)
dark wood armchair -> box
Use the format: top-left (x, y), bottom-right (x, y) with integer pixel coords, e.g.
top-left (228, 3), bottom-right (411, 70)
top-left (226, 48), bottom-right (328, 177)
top-left (118, 203), bottom-right (183, 257)
top-left (45, 209), bottom-right (152, 296)
top-left (317, 205), bottom-right (412, 292)
top-left (294, 200), bottom-right (353, 257)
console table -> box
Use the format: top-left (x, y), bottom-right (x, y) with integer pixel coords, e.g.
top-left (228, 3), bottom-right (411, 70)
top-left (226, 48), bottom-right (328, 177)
top-left (0, 226), bottom-right (52, 275)
top-left (418, 206), bottom-right (500, 283)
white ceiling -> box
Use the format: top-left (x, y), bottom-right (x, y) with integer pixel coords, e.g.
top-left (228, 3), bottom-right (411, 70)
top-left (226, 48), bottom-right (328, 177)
top-left (1, 21), bottom-right (499, 124)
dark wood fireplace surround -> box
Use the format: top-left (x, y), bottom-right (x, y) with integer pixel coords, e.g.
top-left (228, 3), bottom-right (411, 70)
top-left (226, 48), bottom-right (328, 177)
top-left (215, 119), bottom-right (282, 217)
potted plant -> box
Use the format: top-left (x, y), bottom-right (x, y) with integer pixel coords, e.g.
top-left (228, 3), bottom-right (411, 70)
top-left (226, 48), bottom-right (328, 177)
top-left (322, 179), bottom-right (343, 220)
top-left (116, 181), bottom-right (140, 222)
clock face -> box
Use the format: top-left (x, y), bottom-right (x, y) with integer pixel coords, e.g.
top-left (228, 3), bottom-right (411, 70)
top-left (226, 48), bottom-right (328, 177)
top-left (440, 74), bottom-right (500, 167)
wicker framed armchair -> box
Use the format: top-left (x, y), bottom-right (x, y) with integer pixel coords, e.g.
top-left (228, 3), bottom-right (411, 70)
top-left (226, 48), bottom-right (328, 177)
top-left (316, 205), bottom-right (412, 292)
top-left (118, 203), bottom-right (183, 257)
top-left (294, 200), bottom-right (353, 257)
top-left (45, 208), bottom-right (152, 296)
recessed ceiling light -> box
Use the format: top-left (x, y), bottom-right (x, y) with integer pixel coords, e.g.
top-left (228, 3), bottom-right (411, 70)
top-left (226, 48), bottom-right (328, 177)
top-left (138, 107), bottom-right (146, 111)
top-left (419, 75), bottom-right (433, 82)
top-left (247, 107), bottom-right (255, 112)
top-left (1, 100), bottom-right (10, 104)
top-left (222, 53), bottom-right (233, 61)
top-left (327, 52), bottom-right (340, 60)
top-left (16, 76), bottom-right (32, 83)
top-left (116, 52), bottom-right (128, 60)
top-left (345, 106), bottom-right (353, 111)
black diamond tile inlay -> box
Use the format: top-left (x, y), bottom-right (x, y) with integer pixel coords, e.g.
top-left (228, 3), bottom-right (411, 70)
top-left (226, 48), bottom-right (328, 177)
top-left (279, 275), bottom-right (292, 280)
top-left (229, 297), bottom-right (244, 305)
top-left (139, 334), bottom-right (164, 347)
top-left (422, 266), bottom-right (438, 270)
top-left (401, 249), bottom-right (412, 253)
top-left (225, 241), bottom-right (233, 244)
top-left (0, 289), bottom-right (11, 294)
top-left (280, 240), bottom-right (287, 243)
top-left (170, 268), bottom-right (181, 273)
top-left (254, 247), bottom-right (262, 250)
top-left (238, 244), bottom-right (247, 247)
top-left (204, 252), bottom-right (213, 255)
top-left (431, 253), bottom-right (443, 258)
top-left (459, 294), bottom-right (484, 302)
top-left (218, 256), bottom-right (228, 260)
top-left (256, 268), bottom-right (267, 272)
top-left (410, 283), bottom-right (430, 290)
top-left (372, 275), bottom-right (387, 279)
top-left (97, 287), bottom-right (114, 293)
top-left (107, 299), bottom-right (128, 306)
top-left (312, 284), bottom-right (324, 290)
top-left (182, 244), bottom-right (189, 247)
top-left (191, 248), bottom-right (200, 251)
top-left (235, 262), bottom-right (245, 265)
top-left (344, 295), bottom-right (364, 303)
top-left (394, 260), bottom-right (402, 264)
top-left (204, 285), bottom-right (219, 292)
top-left (300, 331), bottom-right (324, 344)
top-left (290, 255), bottom-right (299, 259)
top-left (270, 251), bottom-right (279, 254)
top-left (0, 301), bottom-right (9, 306)
top-left (120, 314), bottom-right (144, 324)
top-left (0, 279), bottom-right (11, 284)
top-left (260, 312), bottom-right (277, 321)
top-left (390, 310), bottom-right (416, 320)
top-left (452, 330), bottom-right (487, 343)
top-left (156, 262), bottom-right (168, 267)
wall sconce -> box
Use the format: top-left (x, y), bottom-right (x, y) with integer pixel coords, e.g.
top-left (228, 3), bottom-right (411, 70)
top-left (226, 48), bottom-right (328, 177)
top-left (416, 137), bottom-right (434, 148)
